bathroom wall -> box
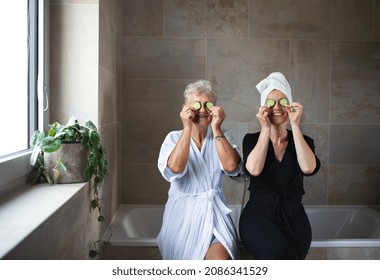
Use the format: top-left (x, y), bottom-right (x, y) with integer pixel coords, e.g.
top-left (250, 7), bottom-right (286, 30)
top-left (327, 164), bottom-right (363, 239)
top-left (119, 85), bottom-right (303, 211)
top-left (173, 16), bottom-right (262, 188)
top-left (121, 0), bottom-right (380, 206)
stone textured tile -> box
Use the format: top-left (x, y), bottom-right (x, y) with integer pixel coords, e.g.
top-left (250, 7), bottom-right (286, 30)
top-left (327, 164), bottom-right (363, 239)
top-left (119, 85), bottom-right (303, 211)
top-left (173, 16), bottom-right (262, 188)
top-left (223, 175), bottom-right (248, 205)
top-left (122, 80), bottom-right (190, 164)
top-left (300, 124), bottom-right (329, 205)
top-left (207, 39), bottom-right (289, 122)
top-left (99, 123), bottom-right (121, 217)
top-left (330, 125), bottom-right (380, 165)
top-left (290, 40), bottom-right (331, 124)
top-left (123, 38), bottom-right (206, 79)
top-left (103, 246), bottom-right (162, 260)
top-left (123, 0), bottom-right (164, 36)
top-left (331, 42), bottom-right (380, 124)
top-left (100, 0), bottom-right (123, 34)
top-left (100, 8), bottom-right (117, 74)
top-left (121, 163), bottom-right (169, 204)
top-left (301, 124), bottom-right (329, 165)
top-left (249, 0), bottom-right (331, 39)
top-left (375, 0), bottom-right (380, 40)
top-left (332, 0), bottom-right (372, 40)
top-left (99, 67), bottom-right (117, 126)
top-left (326, 248), bottom-right (380, 260)
top-left (328, 165), bottom-right (380, 205)
top-left (303, 165), bottom-right (328, 205)
top-left (222, 122), bottom-right (249, 155)
top-left (165, 0), bottom-right (248, 38)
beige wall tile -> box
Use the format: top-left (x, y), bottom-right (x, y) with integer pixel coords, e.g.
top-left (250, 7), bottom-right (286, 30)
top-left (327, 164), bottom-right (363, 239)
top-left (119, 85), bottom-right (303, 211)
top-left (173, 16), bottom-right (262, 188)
top-left (374, 0), bottom-right (380, 40)
top-left (99, 68), bottom-right (117, 126)
top-left (165, 0), bottom-right (248, 37)
top-left (123, 0), bottom-right (164, 36)
top-left (328, 165), bottom-right (380, 204)
top-left (249, 0), bottom-right (331, 39)
top-left (121, 80), bottom-right (189, 164)
top-left (121, 163), bottom-right (169, 204)
top-left (100, 8), bottom-right (117, 74)
top-left (123, 38), bottom-right (206, 79)
top-left (330, 125), bottom-right (380, 165)
top-left (331, 42), bottom-right (380, 124)
top-left (290, 40), bottom-right (331, 124)
top-left (332, 0), bottom-right (372, 41)
top-left (207, 39), bottom-right (289, 122)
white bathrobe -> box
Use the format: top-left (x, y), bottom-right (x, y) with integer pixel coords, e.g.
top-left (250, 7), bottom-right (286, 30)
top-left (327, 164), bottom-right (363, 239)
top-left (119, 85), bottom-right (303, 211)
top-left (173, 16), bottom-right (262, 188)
top-left (157, 127), bottom-right (240, 260)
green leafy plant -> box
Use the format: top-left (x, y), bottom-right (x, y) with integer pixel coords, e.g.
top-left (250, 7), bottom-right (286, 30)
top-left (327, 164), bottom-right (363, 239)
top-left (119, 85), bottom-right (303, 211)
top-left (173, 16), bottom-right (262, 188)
top-left (30, 116), bottom-right (112, 259)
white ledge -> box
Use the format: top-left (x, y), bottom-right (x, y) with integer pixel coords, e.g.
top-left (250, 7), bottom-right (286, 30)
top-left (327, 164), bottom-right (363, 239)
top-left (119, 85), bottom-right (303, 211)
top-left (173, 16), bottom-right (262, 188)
top-left (0, 183), bottom-right (87, 259)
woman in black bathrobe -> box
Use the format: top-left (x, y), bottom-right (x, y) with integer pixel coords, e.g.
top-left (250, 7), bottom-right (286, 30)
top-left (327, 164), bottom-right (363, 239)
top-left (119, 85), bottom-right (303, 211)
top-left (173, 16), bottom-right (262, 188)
top-left (239, 72), bottom-right (321, 260)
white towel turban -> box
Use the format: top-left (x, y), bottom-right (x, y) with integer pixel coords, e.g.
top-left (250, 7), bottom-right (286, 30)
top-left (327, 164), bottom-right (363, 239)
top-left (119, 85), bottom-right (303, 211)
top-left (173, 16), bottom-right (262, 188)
top-left (256, 72), bottom-right (292, 106)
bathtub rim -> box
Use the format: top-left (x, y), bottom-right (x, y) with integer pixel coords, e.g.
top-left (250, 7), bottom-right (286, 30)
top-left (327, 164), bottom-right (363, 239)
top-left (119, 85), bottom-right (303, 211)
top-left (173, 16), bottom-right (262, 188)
top-left (104, 204), bottom-right (380, 248)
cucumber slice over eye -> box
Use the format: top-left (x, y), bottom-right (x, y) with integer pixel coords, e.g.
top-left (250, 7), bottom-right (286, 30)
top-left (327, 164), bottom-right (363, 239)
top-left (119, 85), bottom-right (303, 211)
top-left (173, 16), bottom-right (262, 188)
top-left (265, 99), bottom-right (276, 107)
top-left (205, 101), bottom-right (214, 109)
top-left (193, 101), bottom-right (201, 110)
top-left (279, 98), bottom-right (289, 107)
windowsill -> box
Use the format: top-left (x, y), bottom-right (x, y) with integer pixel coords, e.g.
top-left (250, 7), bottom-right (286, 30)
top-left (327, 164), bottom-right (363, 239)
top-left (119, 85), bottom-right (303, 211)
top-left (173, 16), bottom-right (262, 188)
top-left (0, 182), bottom-right (87, 259)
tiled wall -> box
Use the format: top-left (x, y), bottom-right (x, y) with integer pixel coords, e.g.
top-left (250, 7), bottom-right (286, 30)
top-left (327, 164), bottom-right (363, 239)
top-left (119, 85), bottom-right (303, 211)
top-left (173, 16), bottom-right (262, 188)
top-left (121, 0), bottom-right (380, 206)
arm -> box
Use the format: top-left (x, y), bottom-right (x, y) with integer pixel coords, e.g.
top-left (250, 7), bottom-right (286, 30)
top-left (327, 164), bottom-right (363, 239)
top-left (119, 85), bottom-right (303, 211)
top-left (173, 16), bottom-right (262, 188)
top-left (286, 102), bottom-right (317, 174)
top-left (210, 106), bottom-right (241, 173)
top-left (166, 104), bottom-right (194, 174)
top-left (245, 106), bottom-right (271, 176)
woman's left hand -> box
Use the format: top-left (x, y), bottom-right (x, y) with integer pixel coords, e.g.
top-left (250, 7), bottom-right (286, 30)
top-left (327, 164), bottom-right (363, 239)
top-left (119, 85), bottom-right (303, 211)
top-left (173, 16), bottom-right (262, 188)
top-left (210, 106), bottom-right (225, 129)
top-left (286, 102), bottom-right (303, 126)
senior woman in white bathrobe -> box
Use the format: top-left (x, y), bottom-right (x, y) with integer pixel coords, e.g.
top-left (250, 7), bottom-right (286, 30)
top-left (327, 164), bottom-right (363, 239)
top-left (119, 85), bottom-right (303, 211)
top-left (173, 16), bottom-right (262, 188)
top-left (157, 80), bottom-right (241, 260)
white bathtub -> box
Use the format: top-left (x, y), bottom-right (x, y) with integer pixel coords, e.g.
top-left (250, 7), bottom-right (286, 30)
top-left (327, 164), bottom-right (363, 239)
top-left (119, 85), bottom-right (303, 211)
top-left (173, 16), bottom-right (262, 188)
top-left (103, 204), bottom-right (380, 249)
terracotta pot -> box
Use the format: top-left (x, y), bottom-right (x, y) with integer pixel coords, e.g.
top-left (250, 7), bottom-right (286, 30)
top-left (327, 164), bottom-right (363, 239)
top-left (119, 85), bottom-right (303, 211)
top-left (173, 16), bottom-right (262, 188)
top-left (44, 142), bottom-right (88, 183)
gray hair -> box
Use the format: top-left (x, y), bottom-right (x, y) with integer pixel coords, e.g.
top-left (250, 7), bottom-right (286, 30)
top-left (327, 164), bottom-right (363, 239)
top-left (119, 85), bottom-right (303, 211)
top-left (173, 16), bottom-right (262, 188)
top-left (183, 80), bottom-right (217, 102)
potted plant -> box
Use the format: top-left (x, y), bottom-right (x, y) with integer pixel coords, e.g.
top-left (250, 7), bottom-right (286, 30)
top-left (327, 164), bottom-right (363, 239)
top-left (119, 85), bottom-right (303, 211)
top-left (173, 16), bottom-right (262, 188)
top-left (29, 116), bottom-right (111, 258)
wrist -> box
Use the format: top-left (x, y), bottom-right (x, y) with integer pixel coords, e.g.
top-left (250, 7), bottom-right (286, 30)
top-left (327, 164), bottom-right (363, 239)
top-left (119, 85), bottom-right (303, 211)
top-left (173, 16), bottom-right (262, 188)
top-left (214, 134), bottom-right (225, 141)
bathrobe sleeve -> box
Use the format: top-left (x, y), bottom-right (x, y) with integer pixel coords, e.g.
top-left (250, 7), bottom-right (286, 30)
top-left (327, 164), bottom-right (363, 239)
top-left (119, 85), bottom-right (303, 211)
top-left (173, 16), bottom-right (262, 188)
top-left (157, 131), bottom-right (187, 182)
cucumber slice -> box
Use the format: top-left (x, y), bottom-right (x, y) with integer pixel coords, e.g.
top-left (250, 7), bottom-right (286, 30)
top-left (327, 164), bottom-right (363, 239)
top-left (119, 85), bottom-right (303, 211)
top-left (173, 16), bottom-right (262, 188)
top-left (193, 101), bottom-right (201, 110)
top-left (265, 99), bottom-right (275, 107)
top-left (279, 98), bottom-right (288, 107)
top-left (205, 101), bottom-right (214, 109)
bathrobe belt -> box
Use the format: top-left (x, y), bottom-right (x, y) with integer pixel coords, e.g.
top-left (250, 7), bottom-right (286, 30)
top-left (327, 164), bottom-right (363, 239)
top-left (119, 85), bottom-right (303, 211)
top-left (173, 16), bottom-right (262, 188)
top-left (176, 187), bottom-right (232, 215)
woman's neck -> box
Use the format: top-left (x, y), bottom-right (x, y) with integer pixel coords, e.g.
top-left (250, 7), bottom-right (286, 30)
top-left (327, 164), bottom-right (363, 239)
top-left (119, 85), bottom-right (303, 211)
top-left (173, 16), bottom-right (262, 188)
top-left (270, 124), bottom-right (288, 145)
top-left (191, 124), bottom-right (208, 143)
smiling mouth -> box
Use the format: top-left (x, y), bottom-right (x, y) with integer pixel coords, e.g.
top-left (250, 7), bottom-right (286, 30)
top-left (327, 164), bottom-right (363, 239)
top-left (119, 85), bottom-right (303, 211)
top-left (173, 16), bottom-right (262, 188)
top-left (271, 112), bottom-right (284, 116)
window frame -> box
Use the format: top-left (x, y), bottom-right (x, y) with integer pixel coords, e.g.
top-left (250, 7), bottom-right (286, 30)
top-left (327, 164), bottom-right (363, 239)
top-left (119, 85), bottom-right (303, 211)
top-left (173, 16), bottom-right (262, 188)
top-left (0, 0), bottom-right (49, 196)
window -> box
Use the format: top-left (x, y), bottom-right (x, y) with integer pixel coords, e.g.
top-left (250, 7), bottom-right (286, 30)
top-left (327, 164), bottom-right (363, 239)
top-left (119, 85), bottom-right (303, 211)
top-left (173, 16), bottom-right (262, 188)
top-left (0, 0), bottom-right (48, 195)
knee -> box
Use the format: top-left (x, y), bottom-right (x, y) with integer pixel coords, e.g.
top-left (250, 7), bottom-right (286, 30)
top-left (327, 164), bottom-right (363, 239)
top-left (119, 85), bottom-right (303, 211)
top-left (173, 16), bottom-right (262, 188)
top-left (204, 243), bottom-right (231, 260)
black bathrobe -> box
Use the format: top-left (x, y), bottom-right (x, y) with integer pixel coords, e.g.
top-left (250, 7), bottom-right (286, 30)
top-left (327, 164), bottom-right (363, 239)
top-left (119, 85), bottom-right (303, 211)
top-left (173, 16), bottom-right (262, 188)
top-left (239, 130), bottom-right (320, 259)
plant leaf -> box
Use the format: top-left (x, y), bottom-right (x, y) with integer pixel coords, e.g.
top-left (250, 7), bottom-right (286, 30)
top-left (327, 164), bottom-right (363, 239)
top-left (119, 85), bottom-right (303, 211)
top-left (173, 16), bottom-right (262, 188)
top-left (55, 160), bottom-right (67, 172)
top-left (89, 250), bottom-right (97, 259)
top-left (91, 199), bottom-right (98, 209)
top-left (41, 136), bottom-right (61, 153)
top-left (30, 147), bottom-right (41, 166)
top-left (52, 168), bottom-right (60, 184)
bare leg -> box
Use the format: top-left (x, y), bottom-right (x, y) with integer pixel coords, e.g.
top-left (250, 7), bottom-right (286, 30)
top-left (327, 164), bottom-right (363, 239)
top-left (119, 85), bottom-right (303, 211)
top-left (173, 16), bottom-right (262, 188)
top-left (204, 242), bottom-right (231, 260)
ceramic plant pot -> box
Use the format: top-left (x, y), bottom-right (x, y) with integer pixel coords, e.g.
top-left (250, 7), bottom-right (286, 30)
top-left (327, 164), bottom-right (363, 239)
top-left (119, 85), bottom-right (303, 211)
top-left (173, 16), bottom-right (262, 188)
top-left (44, 142), bottom-right (88, 183)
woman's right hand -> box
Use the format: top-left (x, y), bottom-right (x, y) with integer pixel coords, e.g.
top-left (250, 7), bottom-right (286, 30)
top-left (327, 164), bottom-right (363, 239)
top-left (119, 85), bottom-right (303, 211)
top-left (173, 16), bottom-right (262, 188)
top-left (180, 104), bottom-right (195, 128)
top-left (256, 106), bottom-right (271, 129)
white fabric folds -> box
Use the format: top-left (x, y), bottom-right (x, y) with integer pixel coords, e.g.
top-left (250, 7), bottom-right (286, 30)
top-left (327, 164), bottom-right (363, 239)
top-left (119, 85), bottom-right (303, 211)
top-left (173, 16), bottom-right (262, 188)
top-left (256, 72), bottom-right (292, 106)
top-left (157, 127), bottom-right (240, 260)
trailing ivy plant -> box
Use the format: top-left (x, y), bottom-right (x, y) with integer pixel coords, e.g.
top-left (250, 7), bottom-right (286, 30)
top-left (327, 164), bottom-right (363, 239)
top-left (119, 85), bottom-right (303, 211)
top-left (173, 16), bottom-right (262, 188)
top-left (30, 116), bottom-right (112, 259)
